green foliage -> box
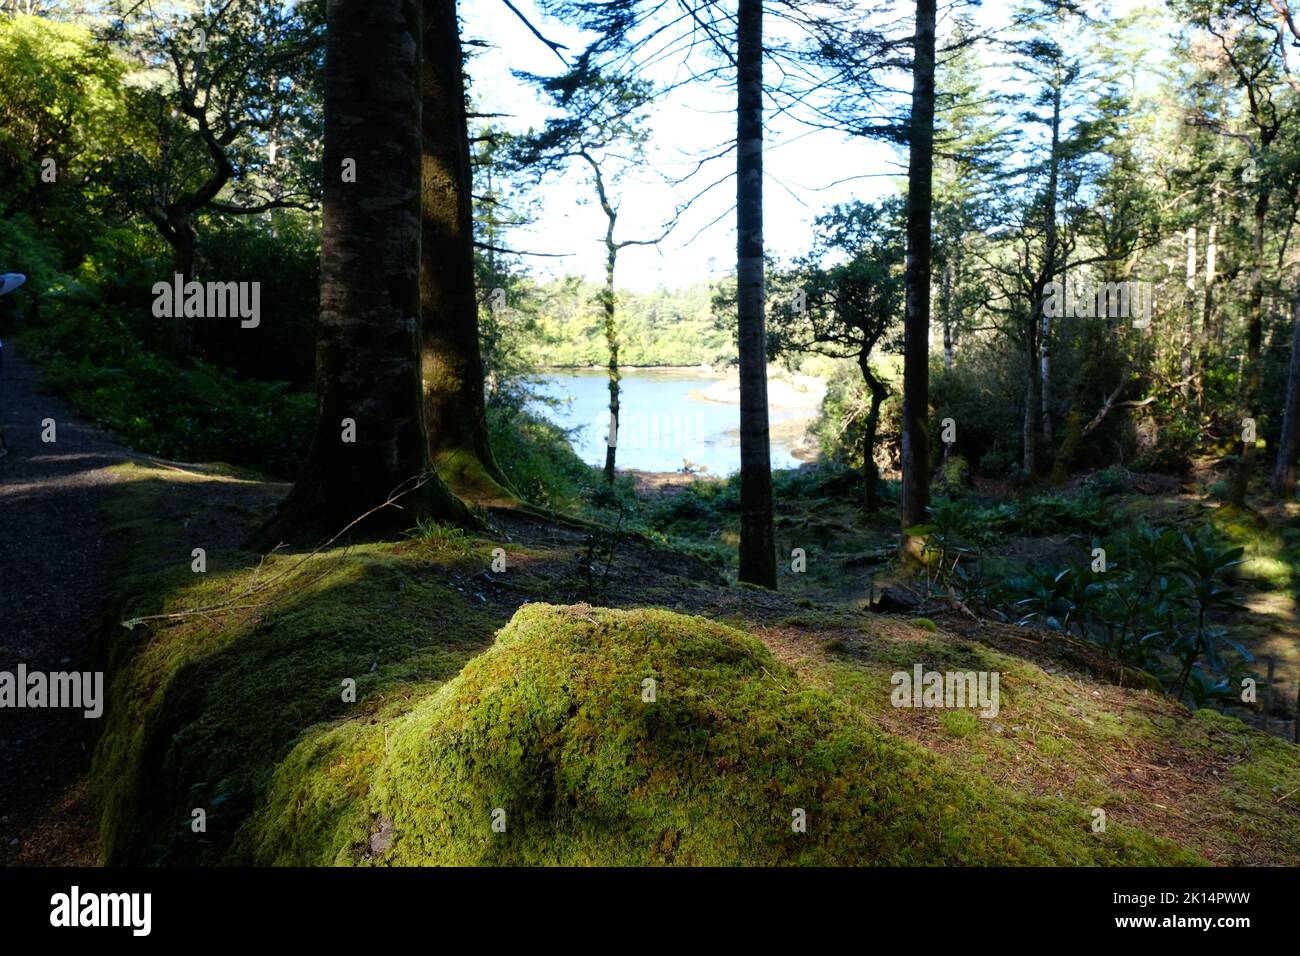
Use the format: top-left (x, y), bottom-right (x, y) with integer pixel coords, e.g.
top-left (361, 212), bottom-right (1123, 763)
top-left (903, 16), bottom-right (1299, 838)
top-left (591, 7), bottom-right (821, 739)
top-left (0, 212), bottom-right (63, 318)
top-left (1010, 492), bottom-right (1110, 537)
top-left (488, 403), bottom-right (597, 511)
top-left (1131, 412), bottom-right (1201, 476)
top-left (196, 215), bottom-right (321, 385)
top-left (1084, 465), bottom-right (1131, 496)
top-left (23, 302), bottom-right (313, 478)
top-left (929, 343), bottom-right (1025, 474)
top-left (523, 277), bottom-right (731, 368)
top-left (647, 475), bottom-right (741, 526)
top-left (996, 523), bottom-right (1254, 707)
top-left (404, 518), bottom-right (474, 555)
top-left (0, 14), bottom-right (126, 211)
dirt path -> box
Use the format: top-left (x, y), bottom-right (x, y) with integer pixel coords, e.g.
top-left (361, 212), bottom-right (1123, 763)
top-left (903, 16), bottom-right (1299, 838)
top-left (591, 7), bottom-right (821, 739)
top-left (0, 344), bottom-right (128, 864)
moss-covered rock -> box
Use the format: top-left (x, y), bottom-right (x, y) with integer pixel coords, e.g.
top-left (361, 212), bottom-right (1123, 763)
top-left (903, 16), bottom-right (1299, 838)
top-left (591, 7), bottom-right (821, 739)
top-left (320, 604), bottom-right (1197, 866)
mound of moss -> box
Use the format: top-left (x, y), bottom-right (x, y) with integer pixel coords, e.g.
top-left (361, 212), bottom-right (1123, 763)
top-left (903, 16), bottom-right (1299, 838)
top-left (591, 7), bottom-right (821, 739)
top-left (244, 604), bottom-right (1193, 866)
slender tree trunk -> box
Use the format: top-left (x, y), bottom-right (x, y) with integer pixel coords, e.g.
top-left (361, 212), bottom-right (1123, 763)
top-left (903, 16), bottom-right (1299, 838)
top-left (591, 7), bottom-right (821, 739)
top-left (261, 0), bottom-right (465, 544)
top-left (1195, 216), bottom-right (1217, 410)
top-left (860, 351), bottom-right (887, 512)
top-left (602, 231), bottom-right (620, 483)
top-left (421, 0), bottom-right (512, 498)
top-left (1180, 225), bottom-right (1196, 404)
top-left (1202, 217), bottom-right (1218, 342)
top-left (941, 255), bottom-right (954, 371)
top-left (1037, 84), bottom-right (1061, 464)
top-left (1230, 191), bottom-right (1270, 506)
top-left (899, 0), bottom-right (936, 561)
top-left (1023, 326), bottom-right (1041, 474)
top-left (735, 0), bottom-right (776, 587)
top-left (1271, 277), bottom-right (1300, 497)
top-left (1040, 308), bottom-right (1052, 448)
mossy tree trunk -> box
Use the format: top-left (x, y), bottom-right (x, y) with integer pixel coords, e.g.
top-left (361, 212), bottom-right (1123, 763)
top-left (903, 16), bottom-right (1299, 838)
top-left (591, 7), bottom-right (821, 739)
top-left (421, 0), bottom-right (513, 500)
top-left (899, 0), bottom-right (936, 562)
top-left (736, 0), bottom-right (776, 588)
top-left (261, 0), bottom-right (466, 544)
top-left (602, 217), bottom-right (620, 484)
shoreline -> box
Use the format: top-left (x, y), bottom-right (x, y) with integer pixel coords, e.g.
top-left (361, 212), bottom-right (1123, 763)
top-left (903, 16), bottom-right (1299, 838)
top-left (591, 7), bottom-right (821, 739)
top-left (538, 364), bottom-right (722, 375)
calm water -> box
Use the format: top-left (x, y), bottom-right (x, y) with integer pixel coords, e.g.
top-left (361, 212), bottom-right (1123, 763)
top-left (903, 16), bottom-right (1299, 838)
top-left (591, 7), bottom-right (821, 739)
top-left (533, 369), bottom-right (812, 476)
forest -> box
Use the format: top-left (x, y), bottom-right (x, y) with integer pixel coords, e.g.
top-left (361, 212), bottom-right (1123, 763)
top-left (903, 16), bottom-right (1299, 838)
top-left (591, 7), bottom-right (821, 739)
top-left (1, 0), bottom-right (1299, 891)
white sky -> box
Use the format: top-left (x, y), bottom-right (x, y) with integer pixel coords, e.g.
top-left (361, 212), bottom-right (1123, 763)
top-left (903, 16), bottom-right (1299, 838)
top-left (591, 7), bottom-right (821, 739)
top-left (462, 0), bottom-right (1167, 292)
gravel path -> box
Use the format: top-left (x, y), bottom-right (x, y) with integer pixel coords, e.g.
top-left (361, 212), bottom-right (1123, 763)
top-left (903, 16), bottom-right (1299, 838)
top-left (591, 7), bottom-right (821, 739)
top-left (0, 344), bottom-right (128, 863)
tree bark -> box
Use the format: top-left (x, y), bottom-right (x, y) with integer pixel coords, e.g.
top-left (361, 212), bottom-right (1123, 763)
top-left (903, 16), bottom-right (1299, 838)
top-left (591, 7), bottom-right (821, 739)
top-left (1202, 218), bottom-right (1218, 345)
top-left (1180, 225), bottom-right (1196, 404)
top-left (899, 0), bottom-right (936, 561)
top-left (1023, 322), bottom-right (1041, 474)
top-left (169, 216), bottom-right (197, 352)
top-left (1037, 83), bottom-right (1062, 465)
top-left (941, 255), bottom-right (954, 371)
top-left (736, 0), bottom-right (776, 587)
top-left (1272, 277), bottom-right (1300, 497)
top-left (860, 351), bottom-right (888, 511)
top-left (261, 0), bottom-right (465, 544)
top-left (421, 0), bottom-right (512, 499)
top-left (602, 225), bottom-right (620, 483)
top-left (1230, 190), bottom-right (1270, 505)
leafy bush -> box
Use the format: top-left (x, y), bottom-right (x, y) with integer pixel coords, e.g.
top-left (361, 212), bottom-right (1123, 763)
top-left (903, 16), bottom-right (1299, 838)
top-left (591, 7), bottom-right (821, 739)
top-left (196, 216), bottom-right (320, 385)
top-left (1131, 414), bottom-right (1200, 475)
top-left (1009, 492), bottom-right (1109, 536)
top-left (647, 476), bottom-right (741, 525)
top-left (488, 403), bottom-right (596, 511)
top-left (22, 302), bottom-right (313, 478)
top-left (996, 524), bottom-right (1253, 708)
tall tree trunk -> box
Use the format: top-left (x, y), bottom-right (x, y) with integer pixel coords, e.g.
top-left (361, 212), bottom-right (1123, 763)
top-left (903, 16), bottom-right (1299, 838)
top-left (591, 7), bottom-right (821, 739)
top-left (1037, 83), bottom-right (1062, 465)
top-left (736, 0), bottom-right (776, 588)
top-left (899, 0), bottom-right (936, 561)
top-left (1196, 217), bottom-right (1217, 408)
top-left (1230, 190), bottom-right (1270, 506)
top-left (421, 0), bottom-right (512, 499)
top-left (1180, 225), bottom-right (1196, 404)
top-left (1040, 308), bottom-right (1052, 449)
top-left (602, 230), bottom-right (620, 483)
top-left (1202, 217), bottom-right (1218, 341)
top-left (1023, 322), bottom-right (1041, 474)
top-left (941, 255), bottom-right (954, 371)
top-left (1272, 277), bottom-right (1300, 497)
top-left (261, 0), bottom-right (465, 544)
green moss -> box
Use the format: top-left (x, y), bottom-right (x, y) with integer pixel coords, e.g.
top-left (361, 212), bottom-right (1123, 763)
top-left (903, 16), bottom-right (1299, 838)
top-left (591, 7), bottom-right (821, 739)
top-left (434, 446), bottom-right (517, 505)
top-left (301, 604), bottom-right (1193, 866)
top-left (940, 710), bottom-right (981, 738)
top-left (90, 475), bottom-right (500, 863)
top-left (911, 617), bottom-right (938, 632)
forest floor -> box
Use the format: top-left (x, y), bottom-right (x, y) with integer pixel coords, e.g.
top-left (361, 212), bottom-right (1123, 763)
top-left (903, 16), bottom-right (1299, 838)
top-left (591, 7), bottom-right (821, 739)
top-left (71, 451), bottom-right (1300, 864)
top-left (6, 343), bottom-right (1300, 865)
